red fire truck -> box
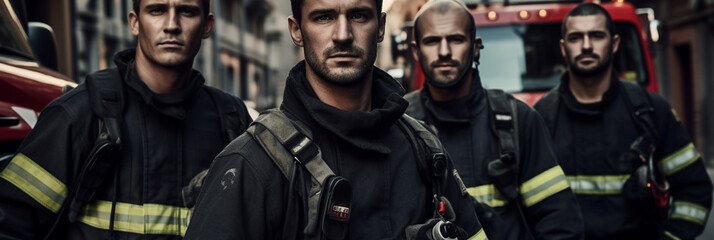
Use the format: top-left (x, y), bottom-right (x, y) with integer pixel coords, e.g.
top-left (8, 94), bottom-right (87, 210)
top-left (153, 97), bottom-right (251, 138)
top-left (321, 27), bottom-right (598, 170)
top-left (0, 0), bottom-right (76, 159)
top-left (395, 0), bottom-right (662, 106)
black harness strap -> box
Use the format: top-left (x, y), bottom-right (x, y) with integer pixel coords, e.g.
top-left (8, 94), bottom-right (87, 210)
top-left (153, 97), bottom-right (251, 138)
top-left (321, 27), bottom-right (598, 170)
top-left (485, 89), bottom-right (520, 202)
top-left (246, 109), bottom-right (334, 239)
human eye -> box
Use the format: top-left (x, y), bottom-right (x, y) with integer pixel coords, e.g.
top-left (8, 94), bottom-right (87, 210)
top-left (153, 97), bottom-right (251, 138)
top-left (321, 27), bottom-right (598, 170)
top-left (567, 34), bottom-right (582, 42)
top-left (591, 32), bottom-right (607, 39)
top-left (147, 7), bottom-right (165, 15)
top-left (449, 36), bottom-right (466, 43)
top-left (314, 14), bottom-right (333, 22)
top-left (422, 37), bottom-right (439, 45)
top-left (178, 7), bottom-right (200, 17)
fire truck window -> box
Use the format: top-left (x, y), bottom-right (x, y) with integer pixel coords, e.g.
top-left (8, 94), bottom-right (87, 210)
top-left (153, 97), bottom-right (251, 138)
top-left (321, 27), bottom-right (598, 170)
top-left (0, 3), bottom-right (35, 61)
top-left (478, 22), bottom-right (647, 93)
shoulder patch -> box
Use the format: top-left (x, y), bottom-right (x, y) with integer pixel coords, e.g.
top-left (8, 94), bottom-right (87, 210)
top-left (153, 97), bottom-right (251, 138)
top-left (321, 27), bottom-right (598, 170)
top-left (221, 168), bottom-right (237, 190)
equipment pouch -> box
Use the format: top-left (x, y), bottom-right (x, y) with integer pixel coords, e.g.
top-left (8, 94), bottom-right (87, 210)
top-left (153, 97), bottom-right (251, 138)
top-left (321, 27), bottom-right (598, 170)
top-left (319, 175), bottom-right (351, 240)
top-left (487, 153), bottom-right (519, 201)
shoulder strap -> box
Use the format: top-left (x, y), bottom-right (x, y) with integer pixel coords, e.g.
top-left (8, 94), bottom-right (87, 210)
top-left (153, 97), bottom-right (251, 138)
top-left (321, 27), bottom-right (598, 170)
top-left (65, 70), bottom-right (125, 223)
top-left (86, 69), bottom-right (124, 143)
top-left (485, 89), bottom-right (521, 201)
top-left (535, 86), bottom-right (561, 137)
top-left (621, 82), bottom-right (658, 141)
top-left (246, 109), bottom-right (334, 237)
top-left (204, 86), bottom-right (246, 142)
top-left (404, 90), bottom-right (427, 121)
top-left (485, 89), bottom-right (520, 165)
top-left (399, 114), bottom-right (464, 221)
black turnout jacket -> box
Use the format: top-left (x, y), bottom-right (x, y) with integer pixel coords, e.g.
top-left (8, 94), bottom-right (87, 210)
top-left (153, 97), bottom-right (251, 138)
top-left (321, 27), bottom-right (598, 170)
top-left (0, 49), bottom-right (252, 239)
top-left (184, 61), bottom-right (485, 240)
top-left (534, 74), bottom-right (712, 240)
top-left (405, 73), bottom-right (583, 240)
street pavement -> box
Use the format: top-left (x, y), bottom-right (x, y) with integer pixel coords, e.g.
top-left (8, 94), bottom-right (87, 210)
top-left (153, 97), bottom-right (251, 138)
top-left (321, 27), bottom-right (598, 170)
top-left (695, 168), bottom-right (714, 239)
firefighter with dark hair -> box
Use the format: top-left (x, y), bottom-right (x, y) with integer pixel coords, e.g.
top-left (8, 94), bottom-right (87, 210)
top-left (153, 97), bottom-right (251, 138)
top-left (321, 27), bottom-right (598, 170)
top-left (184, 0), bottom-right (486, 239)
top-left (0, 0), bottom-right (252, 239)
top-left (534, 3), bottom-right (712, 239)
top-left (406, 0), bottom-right (583, 239)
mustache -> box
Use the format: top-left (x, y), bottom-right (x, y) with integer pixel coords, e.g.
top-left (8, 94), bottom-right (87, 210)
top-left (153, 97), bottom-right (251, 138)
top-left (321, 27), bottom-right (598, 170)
top-left (430, 60), bottom-right (460, 68)
top-left (575, 53), bottom-right (599, 61)
top-left (324, 45), bottom-right (364, 57)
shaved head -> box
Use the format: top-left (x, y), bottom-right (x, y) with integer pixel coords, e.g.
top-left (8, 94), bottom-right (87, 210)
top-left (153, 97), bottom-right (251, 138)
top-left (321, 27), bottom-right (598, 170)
top-left (413, 0), bottom-right (475, 46)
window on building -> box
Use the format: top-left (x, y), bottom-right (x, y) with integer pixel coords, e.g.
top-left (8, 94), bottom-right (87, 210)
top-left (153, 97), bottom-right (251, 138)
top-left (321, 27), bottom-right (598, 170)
top-left (104, 0), bottom-right (114, 18)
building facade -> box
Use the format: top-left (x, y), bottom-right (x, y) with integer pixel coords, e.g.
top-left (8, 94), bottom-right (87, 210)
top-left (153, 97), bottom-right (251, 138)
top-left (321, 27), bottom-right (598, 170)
top-left (25, 0), bottom-right (298, 111)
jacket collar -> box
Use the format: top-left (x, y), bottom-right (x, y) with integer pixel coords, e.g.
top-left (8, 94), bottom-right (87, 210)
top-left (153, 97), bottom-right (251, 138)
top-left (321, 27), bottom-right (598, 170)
top-left (420, 69), bottom-right (486, 123)
top-left (280, 61), bottom-right (408, 155)
top-left (558, 71), bottom-right (621, 116)
top-left (114, 49), bottom-right (205, 119)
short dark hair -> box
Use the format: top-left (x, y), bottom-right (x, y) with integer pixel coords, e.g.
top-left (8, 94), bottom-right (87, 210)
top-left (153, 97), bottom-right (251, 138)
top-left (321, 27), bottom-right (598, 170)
top-left (413, 0), bottom-right (476, 47)
top-left (562, 3), bottom-right (615, 38)
top-left (133, 0), bottom-right (211, 18)
top-left (290, 0), bottom-right (383, 25)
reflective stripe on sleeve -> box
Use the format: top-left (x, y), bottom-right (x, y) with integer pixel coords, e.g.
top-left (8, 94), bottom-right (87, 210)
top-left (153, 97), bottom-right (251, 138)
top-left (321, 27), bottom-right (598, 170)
top-left (0, 153), bottom-right (67, 213)
top-left (566, 175), bottom-right (629, 195)
top-left (670, 201), bottom-right (709, 225)
top-left (520, 166), bottom-right (570, 207)
top-left (78, 200), bottom-right (191, 236)
top-left (660, 143), bottom-right (700, 176)
top-left (467, 228), bottom-right (488, 240)
top-left (664, 231), bottom-right (681, 240)
top-left (467, 184), bottom-right (507, 207)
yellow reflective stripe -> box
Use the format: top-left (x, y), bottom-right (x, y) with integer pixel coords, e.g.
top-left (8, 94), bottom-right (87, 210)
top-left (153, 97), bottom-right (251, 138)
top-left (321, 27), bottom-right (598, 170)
top-left (520, 166), bottom-right (569, 207)
top-left (664, 231), bottom-right (681, 240)
top-left (0, 153), bottom-right (67, 213)
top-left (78, 200), bottom-right (190, 236)
top-left (671, 201), bottom-right (709, 225)
top-left (467, 184), bottom-right (507, 207)
top-left (660, 143), bottom-right (700, 176)
top-left (467, 228), bottom-right (487, 240)
top-left (671, 108), bottom-right (680, 122)
top-left (566, 175), bottom-right (629, 195)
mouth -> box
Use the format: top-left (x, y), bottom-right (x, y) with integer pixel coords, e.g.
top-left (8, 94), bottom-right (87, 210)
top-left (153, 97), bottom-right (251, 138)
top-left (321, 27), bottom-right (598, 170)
top-left (159, 40), bottom-right (184, 48)
top-left (328, 53), bottom-right (359, 62)
top-left (432, 61), bottom-right (458, 71)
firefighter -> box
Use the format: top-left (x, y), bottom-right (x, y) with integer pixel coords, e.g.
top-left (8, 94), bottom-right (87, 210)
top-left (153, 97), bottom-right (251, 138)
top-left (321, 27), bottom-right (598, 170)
top-left (184, 0), bottom-right (486, 239)
top-left (0, 0), bottom-right (252, 239)
top-left (405, 0), bottom-right (583, 239)
top-left (534, 3), bottom-right (713, 239)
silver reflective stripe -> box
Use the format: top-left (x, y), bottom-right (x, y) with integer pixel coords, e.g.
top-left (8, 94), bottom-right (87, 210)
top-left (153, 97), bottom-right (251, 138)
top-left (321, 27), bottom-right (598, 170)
top-left (660, 143), bottom-right (700, 176)
top-left (291, 136), bottom-right (311, 154)
top-left (566, 175), bottom-right (629, 195)
top-left (467, 184), bottom-right (507, 207)
top-left (671, 201), bottom-right (709, 225)
top-left (520, 166), bottom-right (570, 207)
top-left (0, 153), bottom-right (67, 213)
top-left (78, 200), bottom-right (191, 236)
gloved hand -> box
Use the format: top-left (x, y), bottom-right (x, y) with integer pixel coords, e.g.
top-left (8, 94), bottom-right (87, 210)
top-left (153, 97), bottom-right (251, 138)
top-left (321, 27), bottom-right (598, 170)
top-left (405, 218), bottom-right (460, 240)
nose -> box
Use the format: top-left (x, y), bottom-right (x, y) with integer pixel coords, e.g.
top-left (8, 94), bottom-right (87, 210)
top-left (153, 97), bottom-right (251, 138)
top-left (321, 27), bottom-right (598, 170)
top-left (164, 9), bottom-right (181, 33)
top-left (438, 38), bottom-right (451, 59)
top-left (332, 15), bottom-right (353, 44)
top-left (582, 35), bottom-right (592, 52)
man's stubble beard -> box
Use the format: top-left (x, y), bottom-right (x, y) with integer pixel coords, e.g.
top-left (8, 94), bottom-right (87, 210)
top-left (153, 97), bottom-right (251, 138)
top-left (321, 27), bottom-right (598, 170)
top-left (304, 41), bottom-right (377, 87)
top-left (568, 44), bottom-right (614, 78)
